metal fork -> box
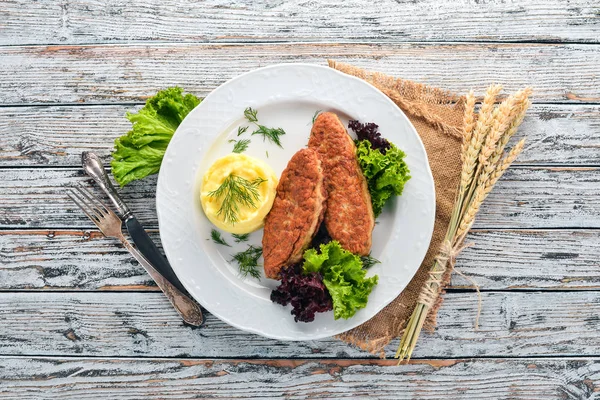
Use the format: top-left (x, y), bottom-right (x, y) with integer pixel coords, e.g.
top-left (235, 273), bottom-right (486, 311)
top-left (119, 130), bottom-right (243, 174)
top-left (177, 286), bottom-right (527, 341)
top-left (69, 184), bottom-right (204, 326)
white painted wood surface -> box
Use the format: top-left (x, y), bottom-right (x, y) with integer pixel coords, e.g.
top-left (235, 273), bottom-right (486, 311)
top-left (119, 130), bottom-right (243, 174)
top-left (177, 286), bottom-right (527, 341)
top-left (2, 357), bottom-right (598, 399)
top-left (1, 0), bottom-right (599, 397)
top-left (2, 167), bottom-right (599, 229)
top-left (2, 0), bottom-right (599, 45)
top-left (1, 43), bottom-right (599, 105)
top-left (2, 229), bottom-right (598, 290)
top-left (2, 104), bottom-right (599, 166)
top-left (0, 291), bottom-right (599, 358)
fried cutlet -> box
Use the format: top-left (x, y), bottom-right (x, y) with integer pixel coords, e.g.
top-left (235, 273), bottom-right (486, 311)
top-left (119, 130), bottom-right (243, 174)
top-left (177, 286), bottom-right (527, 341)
top-left (262, 148), bottom-right (326, 279)
top-left (308, 112), bottom-right (374, 255)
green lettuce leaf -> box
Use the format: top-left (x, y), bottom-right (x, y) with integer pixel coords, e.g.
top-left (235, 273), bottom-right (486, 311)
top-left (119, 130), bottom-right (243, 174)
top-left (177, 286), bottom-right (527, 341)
top-left (302, 241), bottom-right (378, 320)
top-left (356, 140), bottom-right (411, 217)
top-left (111, 87), bottom-right (201, 186)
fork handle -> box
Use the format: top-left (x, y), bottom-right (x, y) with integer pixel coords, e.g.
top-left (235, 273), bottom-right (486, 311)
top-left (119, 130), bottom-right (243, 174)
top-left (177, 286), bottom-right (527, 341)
top-left (117, 234), bottom-right (204, 326)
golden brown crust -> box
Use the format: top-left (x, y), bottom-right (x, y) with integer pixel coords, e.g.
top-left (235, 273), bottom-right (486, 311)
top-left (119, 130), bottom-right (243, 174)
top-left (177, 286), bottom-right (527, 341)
top-left (308, 112), bottom-right (374, 255)
top-left (262, 148), bottom-right (327, 279)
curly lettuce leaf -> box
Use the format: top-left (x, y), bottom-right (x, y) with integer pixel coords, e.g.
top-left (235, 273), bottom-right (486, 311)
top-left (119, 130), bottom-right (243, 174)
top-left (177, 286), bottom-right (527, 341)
top-left (303, 241), bottom-right (378, 320)
top-left (356, 140), bottom-right (411, 216)
top-left (111, 87), bottom-right (201, 186)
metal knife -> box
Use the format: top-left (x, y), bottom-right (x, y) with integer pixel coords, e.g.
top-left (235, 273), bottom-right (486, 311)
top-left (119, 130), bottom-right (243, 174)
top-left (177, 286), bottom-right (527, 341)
top-left (81, 152), bottom-right (188, 295)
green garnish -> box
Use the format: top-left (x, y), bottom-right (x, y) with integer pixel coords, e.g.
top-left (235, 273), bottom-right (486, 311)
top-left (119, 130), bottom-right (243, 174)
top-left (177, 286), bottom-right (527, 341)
top-left (360, 254), bottom-right (381, 269)
top-left (231, 245), bottom-right (263, 279)
top-left (243, 106), bottom-right (286, 148)
top-left (303, 241), bottom-right (378, 320)
top-left (356, 140), bottom-right (411, 216)
top-left (237, 126), bottom-right (248, 136)
top-left (207, 174), bottom-right (267, 225)
top-left (312, 110), bottom-right (322, 124)
top-left (210, 229), bottom-right (231, 247)
top-left (232, 139), bottom-right (250, 154)
top-left (232, 233), bottom-right (250, 243)
top-left (244, 107), bottom-right (259, 123)
top-left (266, 151), bottom-right (269, 158)
top-left (252, 125), bottom-right (285, 148)
top-left (111, 87), bottom-right (201, 187)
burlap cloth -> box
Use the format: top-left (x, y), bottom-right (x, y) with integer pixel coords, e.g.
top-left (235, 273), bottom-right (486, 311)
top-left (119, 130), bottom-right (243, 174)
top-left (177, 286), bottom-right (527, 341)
top-left (328, 61), bottom-right (465, 356)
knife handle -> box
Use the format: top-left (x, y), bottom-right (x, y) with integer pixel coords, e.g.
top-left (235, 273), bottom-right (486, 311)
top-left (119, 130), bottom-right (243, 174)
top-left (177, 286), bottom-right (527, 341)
top-left (81, 152), bottom-right (131, 218)
top-left (117, 233), bottom-right (204, 326)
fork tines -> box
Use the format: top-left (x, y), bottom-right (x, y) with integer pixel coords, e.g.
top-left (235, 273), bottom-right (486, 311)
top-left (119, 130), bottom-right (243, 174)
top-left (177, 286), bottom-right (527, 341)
top-left (68, 184), bottom-right (111, 223)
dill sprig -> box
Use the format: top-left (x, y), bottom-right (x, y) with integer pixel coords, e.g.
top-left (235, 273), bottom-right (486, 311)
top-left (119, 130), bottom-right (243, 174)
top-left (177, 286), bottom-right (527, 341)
top-left (237, 126), bottom-right (248, 136)
top-left (312, 110), bottom-right (322, 124)
top-left (244, 107), bottom-right (258, 123)
top-left (231, 245), bottom-right (263, 279)
top-left (232, 233), bottom-right (250, 243)
top-left (360, 254), bottom-right (381, 269)
top-left (243, 106), bottom-right (286, 148)
top-left (210, 229), bottom-right (231, 247)
top-left (207, 174), bottom-right (267, 225)
top-left (232, 139), bottom-right (250, 154)
top-left (252, 125), bottom-right (285, 148)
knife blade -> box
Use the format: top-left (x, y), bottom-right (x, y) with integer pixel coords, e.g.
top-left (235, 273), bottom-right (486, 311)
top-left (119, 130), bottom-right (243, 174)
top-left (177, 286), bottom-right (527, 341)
top-left (124, 216), bottom-right (187, 293)
top-left (81, 152), bottom-right (188, 294)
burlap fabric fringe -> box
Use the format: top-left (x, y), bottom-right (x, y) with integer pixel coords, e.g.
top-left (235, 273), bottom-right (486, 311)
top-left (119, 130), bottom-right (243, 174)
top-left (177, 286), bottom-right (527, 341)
top-left (328, 60), bottom-right (465, 357)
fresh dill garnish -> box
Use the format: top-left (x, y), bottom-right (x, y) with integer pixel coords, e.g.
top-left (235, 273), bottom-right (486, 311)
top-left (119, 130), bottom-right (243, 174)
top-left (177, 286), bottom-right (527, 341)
top-left (237, 126), bottom-right (248, 136)
top-left (207, 174), bottom-right (267, 225)
top-left (231, 245), bottom-right (263, 279)
top-left (232, 233), bottom-right (250, 243)
top-left (244, 107), bottom-right (258, 123)
top-left (211, 228), bottom-right (231, 247)
top-left (360, 254), bottom-right (381, 269)
top-left (312, 110), bottom-right (322, 124)
top-left (252, 125), bottom-right (285, 148)
top-left (265, 150), bottom-right (269, 158)
top-left (232, 139), bottom-right (250, 154)
top-left (243, 106), bottom-right (286, 148)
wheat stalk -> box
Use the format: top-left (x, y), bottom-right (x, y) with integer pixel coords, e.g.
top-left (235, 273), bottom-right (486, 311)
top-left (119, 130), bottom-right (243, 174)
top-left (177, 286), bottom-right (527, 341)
top-left (461, 90), bottom-right (476, 161)
top-left (395, 86), bottom-right (530, 363)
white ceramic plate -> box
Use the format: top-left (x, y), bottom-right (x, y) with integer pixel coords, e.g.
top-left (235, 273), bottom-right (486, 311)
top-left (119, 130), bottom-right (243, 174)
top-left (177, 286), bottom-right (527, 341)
top-left (156, 63), bottom-right (435, 340)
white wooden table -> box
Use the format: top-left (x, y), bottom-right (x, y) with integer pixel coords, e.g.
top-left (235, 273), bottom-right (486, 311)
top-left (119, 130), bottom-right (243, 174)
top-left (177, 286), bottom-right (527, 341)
top-left (1, 1), bottom-right (599, 398)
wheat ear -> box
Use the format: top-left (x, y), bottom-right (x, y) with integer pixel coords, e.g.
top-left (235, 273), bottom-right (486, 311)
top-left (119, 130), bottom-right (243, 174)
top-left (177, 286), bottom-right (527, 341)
top-left (461, 90), bottom-right (476, 161)
top-left (459, 84), bottom-right (502, 193)
top-left (457, 139), bottom-right (526, 237)
top-left (488, 88), bottom-right (532, 168)
top-left (476, 94), bottom-right (516, 187)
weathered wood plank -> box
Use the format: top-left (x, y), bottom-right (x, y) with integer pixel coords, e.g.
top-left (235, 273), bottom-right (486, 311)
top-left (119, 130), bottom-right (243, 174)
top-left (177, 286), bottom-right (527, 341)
top-left (1, 167), bottom-right (598, 229)
top-left (1, 229), bottom-right (599, 291)
top-left (2, 0), bottom-right (599, 46)
top-left (0, 291), bottom-right (600, 358)
top-left (1, 356), bottom-right (598, 399)
top-left (476, 167), bottom-right (600, 228)
top-left (1, 43), bottom-right (599, 105)
top-left (2, 103), bottom-right (599, 167)
top-left (455, 229), bottom-right (600, 290)
top-left (0, 230), bottom-right (155, 290)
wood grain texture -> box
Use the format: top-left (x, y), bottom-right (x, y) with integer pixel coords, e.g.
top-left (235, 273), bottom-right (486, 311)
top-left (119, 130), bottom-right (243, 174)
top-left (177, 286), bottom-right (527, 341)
top-left (1, 43), bottom-right (599, 105)
top-left (2, 103), bottom-right (599, 167)
top-left (455, 229), bottom-right (600, 290)
top-left (0, 230), bottom-right (155, 290)
top-left (2, 0), bottom-right (599, 46)
top-left (1, 291), bottom-right (600, 358)
top-left (1, 229), bottom-right (599, 291)
top-left (1, 356), bottom-right (599, 399)
top-left (1, 167), bottom-right (598, 230)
